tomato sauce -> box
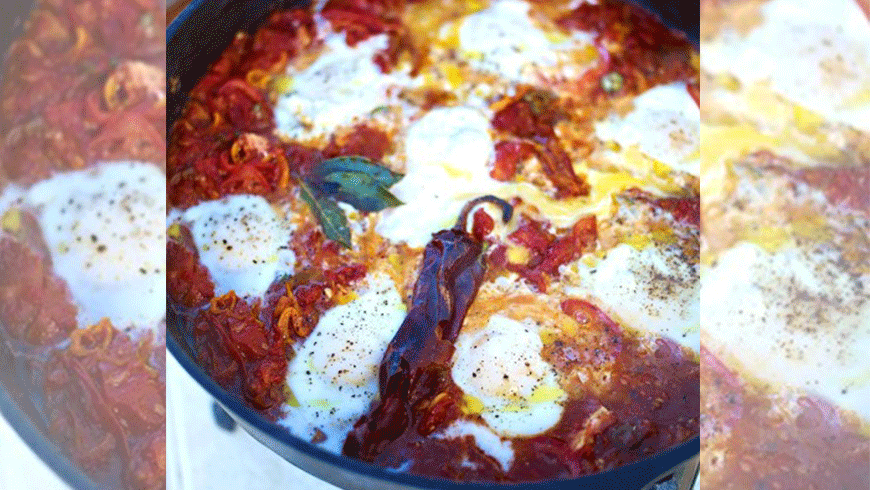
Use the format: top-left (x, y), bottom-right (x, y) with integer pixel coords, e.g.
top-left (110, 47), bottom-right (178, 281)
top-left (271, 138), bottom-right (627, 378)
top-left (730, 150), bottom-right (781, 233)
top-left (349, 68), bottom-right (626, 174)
top-left (167, 239), bottom-right (216, 309)
top-left (169, 10), bottom-right (317, 208)
top-left (1, 0), bottom-right (165, 183)
top-left (180, 214), bottom-right (371, 415)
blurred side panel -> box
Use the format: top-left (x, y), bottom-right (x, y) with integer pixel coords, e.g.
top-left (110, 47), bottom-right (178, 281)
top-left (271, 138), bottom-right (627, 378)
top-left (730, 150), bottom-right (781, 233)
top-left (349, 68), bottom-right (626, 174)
top-left (0, 0), bottom-right (166, 489)
top-left (700, 0), bottom-right (870, 488)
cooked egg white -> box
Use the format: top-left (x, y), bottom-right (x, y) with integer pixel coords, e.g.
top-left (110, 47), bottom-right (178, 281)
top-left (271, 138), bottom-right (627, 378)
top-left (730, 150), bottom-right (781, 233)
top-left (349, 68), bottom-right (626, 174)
top-left (563, 243), bottom-right (700, 352)
top-left (375, 103), bottom-right (675, 247)
top-left (181, 194), bottom-right (295, 299)
top-left (279, 274), bottom-right (407, 453)
top-left (0, 185), bottom-right (23, 214)
top-left (434, 420), bottom-right (514, 472)
top-left (595, 83), bottom-right (701, 176)
top-left (25, 161), bottom-right (165, 333)
top-left (376, 106), bottom-right (501, 247)
top-left (452, 314), bottom-right (567, 437)
top-left (702, 0), bottom-right (870, 132)
top-left (702, 242), bottom-right (870, 421)
top-left (457, 0), bottom-right (594, 82)
top-left (274, 32), bottom-right (409, 139)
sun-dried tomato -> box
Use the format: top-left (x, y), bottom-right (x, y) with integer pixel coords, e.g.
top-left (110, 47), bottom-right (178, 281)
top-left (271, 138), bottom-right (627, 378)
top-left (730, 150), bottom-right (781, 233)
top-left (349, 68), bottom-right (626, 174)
top-left (193, 293), bottom-right (289, 411)
top-left (560, 298), bottom-right (621, 336)
top-left (558, 0), bottom-right (696, 97)
top-left (506, 215), bottom-right (597, 290)
top-left (322, 0), bottom-right (404, 43)
top-left (294, 282), bottom-right (325, 309)
top-left (44, 321), bottom-right (164, 487)
top-left (88, 109), bottom-right (165, 164)
top-left (506, 262), bottom-right (550, 292)
top-left (129, 431), bottom-right (166, 490)
top-left (0, 237), bottom-right (77, 345)
top-left (536, 216), bottom-right (597, 275)
top-left (321, 0), bottom-right (407, 71)
top-left (325, 263), bottom-right (368, 288)
top-left (509, 219), bottom-right (555, 255)
top-left (324, 124), bottom-right (394, 162)
top-left (492, 90), bottom-right (588, 197)
top-left (624, 188), bottom-right (700, 227)
top-left (533, 137), bottom-right (591, 198)
top-left (98, 346), bottom-right (164, 429)
top-left (655, 196), bottom-right (701, 227)
top-left (687, 81), bottom-right (700, 107)
top-left (491, 140), bottom-right (534, 181)
top-left (168, 10), bottom-right (319, 208)
top-left (492, 90), bottom-right (559, 139)
top-left (244, 9), bottom-right (317, 73)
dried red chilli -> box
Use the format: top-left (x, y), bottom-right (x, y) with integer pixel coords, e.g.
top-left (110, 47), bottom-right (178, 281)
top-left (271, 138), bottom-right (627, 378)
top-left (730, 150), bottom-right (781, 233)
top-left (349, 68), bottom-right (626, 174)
top-left (344, 196), bottom-right (513, 461)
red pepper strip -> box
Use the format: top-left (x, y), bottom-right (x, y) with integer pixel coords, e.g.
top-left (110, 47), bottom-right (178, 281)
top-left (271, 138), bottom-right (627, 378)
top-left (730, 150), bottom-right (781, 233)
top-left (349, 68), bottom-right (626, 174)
top-left (531, 136), bottom-right (591, 198)
top-left (343, 196), bottom-right (512, 461)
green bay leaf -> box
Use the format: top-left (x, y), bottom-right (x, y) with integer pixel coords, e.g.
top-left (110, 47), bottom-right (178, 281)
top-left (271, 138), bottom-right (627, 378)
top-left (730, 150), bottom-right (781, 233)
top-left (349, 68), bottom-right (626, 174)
top-left (299, 181), bottom-right (351, 248)
top-left (310, 156), bottom-right (404, 188)
top-left (317, 171), bottom-right (403, 212)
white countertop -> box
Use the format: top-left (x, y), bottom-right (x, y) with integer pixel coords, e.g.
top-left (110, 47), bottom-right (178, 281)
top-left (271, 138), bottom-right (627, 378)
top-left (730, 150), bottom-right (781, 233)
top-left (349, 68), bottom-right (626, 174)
top-left (167, 354), bottom-right (339, 490)
top-left (0, 410), bottom-right (70, 490)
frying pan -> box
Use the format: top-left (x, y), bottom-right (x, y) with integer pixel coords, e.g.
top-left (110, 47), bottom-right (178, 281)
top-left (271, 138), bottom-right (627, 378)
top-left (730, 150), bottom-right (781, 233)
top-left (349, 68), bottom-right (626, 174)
top-left (0, 2), bottom-right (102, 489)
top-left (167, 1), bottom-right (700, 489)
